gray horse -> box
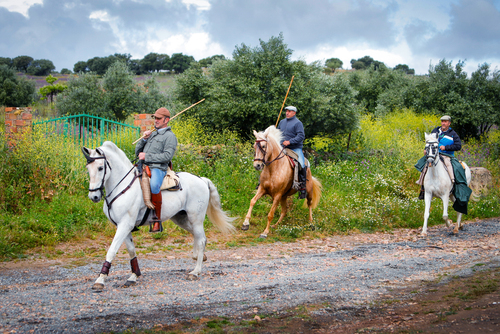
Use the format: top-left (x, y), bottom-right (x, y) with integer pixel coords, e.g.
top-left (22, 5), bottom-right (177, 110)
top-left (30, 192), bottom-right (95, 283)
top-left (82, 141), bottom-right (236, 291)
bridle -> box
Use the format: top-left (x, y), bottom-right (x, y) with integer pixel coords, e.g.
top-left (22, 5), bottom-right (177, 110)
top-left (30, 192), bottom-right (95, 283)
top-left (83, 149), bottom-right (112, 196)
top-left (254, 139), bottom-right (285, 166)
top-left (425, 140), bottom-right (440, 167)
top-left (82, 148), bottom-right (139, 225)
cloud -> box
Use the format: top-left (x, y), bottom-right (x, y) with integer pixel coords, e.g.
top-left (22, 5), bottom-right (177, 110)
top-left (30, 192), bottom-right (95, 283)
top-left (206, 0), bottom-right (398, 55)
top-left (405, 0), bottom-right (500, 60)
top-left (0, 0), bottom-right (499, 75)
top-left (0, 0), bottom-right (203, 70)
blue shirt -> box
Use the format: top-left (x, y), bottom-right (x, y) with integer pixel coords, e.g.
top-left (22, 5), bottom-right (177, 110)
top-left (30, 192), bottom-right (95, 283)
top-left (431, 126), bottom-right (461, 156)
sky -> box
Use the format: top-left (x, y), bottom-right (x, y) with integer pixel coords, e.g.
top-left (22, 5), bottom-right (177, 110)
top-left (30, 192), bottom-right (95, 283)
top-left (0, 0), bottom-right (499, 75)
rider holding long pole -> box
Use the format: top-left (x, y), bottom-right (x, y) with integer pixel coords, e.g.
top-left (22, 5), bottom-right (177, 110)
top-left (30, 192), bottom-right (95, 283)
top-left (135, 107), bottom-right (177, 232)
top-left (277, 106), bottom-right (307, 199)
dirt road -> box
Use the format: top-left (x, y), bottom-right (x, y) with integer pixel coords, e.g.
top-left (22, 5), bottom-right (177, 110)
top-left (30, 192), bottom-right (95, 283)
top-left (0, 218), bottom-right (499, 333)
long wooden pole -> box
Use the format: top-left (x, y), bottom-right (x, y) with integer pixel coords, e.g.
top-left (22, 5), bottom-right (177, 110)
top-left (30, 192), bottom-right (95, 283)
top-left (275, 75), bottom-right (295, 128)
top-left (132, 98), bottom-right (205, 144)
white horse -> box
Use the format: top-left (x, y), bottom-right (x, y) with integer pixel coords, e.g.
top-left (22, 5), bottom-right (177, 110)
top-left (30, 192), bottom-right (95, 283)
top-left (82, 141), bottom-right (236, 291)
top-left (421, 132), bottom-right (471, 236)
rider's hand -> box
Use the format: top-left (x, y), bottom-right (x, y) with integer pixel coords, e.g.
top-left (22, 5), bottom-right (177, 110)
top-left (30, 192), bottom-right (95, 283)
top-left (138, 152), bottom-right (146, 160)
top-left (143, 130), bottom-right (152, 139)
top-left (439, 145), bottom-right (445, 151)
top-left (283, 140), bottom-right (290, 146)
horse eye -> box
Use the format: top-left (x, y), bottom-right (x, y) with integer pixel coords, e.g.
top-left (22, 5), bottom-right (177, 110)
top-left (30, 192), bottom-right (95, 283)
top-left (98, 167), bottom-right (104, 172)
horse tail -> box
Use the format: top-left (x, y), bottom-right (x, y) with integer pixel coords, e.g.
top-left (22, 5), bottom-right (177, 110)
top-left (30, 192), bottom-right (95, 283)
top-left (202, 177), bottom-right (237, 234)
top-left (304, 176), bottom-right (322, 209)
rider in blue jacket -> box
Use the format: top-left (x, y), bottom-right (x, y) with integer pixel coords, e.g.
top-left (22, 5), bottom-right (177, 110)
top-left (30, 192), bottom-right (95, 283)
top-left (278, 106), bottom-right (307, 199)
top-left (417, 115), bottom-right (461, 199)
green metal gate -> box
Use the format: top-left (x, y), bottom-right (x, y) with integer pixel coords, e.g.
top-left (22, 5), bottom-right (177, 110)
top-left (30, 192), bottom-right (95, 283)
top-left (33, 114), bottom-right (140, 149)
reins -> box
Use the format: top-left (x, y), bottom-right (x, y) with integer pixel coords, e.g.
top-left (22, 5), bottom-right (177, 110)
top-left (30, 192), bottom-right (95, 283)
top-left (254, 139), bottom-right (286, 166)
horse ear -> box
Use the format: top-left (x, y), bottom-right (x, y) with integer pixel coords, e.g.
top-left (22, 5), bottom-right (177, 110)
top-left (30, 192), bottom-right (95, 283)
top-left (81, 147), bottom-right (91, 158)
top-left (253, 130), bottom-right (258, 137)
top-left (96, 148), bottom-right (104, 156)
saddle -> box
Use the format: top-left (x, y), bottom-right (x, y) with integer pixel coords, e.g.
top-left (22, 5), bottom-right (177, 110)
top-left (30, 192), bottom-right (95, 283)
top-left (140, 165), bottom-right (181, 210)
top-left (284, 148), bottom-right (308, 191)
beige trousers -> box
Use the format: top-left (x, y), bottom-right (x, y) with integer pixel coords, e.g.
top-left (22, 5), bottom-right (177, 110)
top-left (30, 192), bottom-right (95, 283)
top-left (416, 156), bottom-right (454, 186)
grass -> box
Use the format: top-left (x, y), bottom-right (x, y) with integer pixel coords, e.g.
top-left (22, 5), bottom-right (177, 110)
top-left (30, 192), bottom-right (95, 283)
top-left (1, 109), bottom-right (499, 260)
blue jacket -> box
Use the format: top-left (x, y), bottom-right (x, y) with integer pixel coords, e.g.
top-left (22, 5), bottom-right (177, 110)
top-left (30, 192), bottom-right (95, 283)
top-left (431, 126), bottom-right (461, 156)
top-left (277, 116), bottom-right (305, 149)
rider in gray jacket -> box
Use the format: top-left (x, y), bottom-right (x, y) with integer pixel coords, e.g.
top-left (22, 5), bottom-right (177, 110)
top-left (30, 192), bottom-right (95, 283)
top-left (135, 107), bottom-right (177, 232)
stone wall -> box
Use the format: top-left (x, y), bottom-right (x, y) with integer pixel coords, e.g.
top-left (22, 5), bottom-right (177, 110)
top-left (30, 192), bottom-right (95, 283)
top-left (133, 113), bottom-right (154, 132)
top-left (4, 107), bottom-right (33, 147)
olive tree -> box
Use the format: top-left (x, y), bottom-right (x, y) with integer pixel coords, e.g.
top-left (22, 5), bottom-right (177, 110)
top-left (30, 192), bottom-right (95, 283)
top-left (175, 34), bottom-right (358, 138)
top-left (0, 65), bottom-right (36, 106)
top-left (57, 61), bottom-right (167, 120)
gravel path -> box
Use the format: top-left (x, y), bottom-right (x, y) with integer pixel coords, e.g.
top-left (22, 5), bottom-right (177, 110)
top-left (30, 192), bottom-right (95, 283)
top-left (1, 218), bottom-right (499, 333)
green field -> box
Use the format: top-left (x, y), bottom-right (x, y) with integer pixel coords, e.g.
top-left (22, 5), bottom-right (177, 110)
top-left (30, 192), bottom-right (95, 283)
top-left (1, 108), bottom-right (499, 260)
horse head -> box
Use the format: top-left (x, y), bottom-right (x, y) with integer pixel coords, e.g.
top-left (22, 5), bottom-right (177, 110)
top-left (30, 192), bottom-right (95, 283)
top-left (252, 126), bottom-right (284, 171)
top-left (82, 146), bottom-right (111, 203)
top-left (252, 130), bottom-right (267, 171)
top-left (424, 132), bottom-right (439, 166)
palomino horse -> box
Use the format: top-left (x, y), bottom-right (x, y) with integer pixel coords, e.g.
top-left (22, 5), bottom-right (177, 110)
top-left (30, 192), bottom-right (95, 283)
top-left (242, 126), bottom-right (322, 238)
top-left (82, 141), bottom-right (235, 291)
top-left (421, 132), bottom-right (471, 236)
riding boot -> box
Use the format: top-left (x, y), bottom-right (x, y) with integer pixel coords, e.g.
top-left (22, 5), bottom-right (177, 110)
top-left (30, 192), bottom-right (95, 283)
top-left (418, 186), bottom-right (425, 200)
top-left (150, 192), bottom-right (163, 233)
top-left (298, 167), bottom-right (307, 199)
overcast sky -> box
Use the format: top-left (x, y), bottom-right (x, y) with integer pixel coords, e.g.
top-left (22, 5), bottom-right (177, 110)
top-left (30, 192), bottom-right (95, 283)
top-left (1, 0), bottom-right (499, 75)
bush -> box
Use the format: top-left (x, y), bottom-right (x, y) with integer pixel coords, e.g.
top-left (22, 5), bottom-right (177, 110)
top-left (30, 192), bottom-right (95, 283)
top-left (57, 61), bottom-right (168, 120)
top-left (0, 64), bottom-right (36, 107)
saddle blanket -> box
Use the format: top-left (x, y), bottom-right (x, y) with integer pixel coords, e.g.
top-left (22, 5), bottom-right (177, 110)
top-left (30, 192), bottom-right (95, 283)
top-left (284, 148), bottom-right (309, 190)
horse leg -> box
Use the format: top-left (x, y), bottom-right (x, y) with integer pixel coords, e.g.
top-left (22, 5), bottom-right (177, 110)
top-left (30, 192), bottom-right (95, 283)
top-left (260, 195), bottom-right (281, 238)
top-left (123, 234), bottom-right (141, 288)
top-left (442, 193), bottom-right (453, 230)
top-left (271, 196), bottom-right (288, 229)
top-left (92, 224), bottom-right (131, 291)
top-left (188, 224), bottom-right (207, 280)
top-left (242, 187), bottom-right (266, 231)
top-left (422, 192), bottom-right (432, 236)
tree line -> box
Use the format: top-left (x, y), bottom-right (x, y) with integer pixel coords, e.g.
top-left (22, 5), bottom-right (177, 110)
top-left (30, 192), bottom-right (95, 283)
top-left (0, 56), bottom-right (56, 76)
top-left (0, 52), bottom-right (225, 77)
top-left (1, 34), bottom-right (499, 141)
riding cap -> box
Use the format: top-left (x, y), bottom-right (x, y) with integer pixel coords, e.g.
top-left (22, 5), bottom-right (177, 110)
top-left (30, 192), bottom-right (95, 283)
top-left (284, 106), bottom-right (297, 112)
top-left (440, 115), bottom-right (451, 121)
top-left (153, 107), bottom-right (171, 118)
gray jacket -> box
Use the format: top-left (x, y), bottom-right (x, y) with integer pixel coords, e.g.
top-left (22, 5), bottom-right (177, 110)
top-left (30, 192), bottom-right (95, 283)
top-left (135, 127), bottom-right (177, 171)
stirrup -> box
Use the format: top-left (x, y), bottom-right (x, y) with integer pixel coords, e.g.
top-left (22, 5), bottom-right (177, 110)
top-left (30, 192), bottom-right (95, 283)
top-left (418, 188), bottom-right (425, 200)
top-left (298, 186), bottom-right (307, 199)
top-left (149, 220), bottom-right (163, 233)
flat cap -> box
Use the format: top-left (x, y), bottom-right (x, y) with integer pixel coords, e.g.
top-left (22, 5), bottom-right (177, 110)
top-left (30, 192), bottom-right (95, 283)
top-left (440, 115), bottom-right (451, 121)
top-left (153, 107), bottom-right (171, 118)
top-left (284, 106), bottom-right (297, 112)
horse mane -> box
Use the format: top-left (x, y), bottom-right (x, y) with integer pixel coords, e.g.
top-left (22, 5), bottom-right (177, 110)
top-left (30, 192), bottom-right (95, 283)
top-left (255, 126), bottom-right (283, 148)
top-left (100, 141), bottom-right (133, 168)
top-left (425, 132), bottom-right (438, 143)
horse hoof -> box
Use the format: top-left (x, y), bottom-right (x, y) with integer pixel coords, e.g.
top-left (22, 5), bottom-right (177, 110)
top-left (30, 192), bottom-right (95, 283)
top-left (92, 283), bottom-right (104, 292)
top-left (458, 225), bottom-right (464, 231)
top-left (446, 219), bottom-right (453, 227)
top-left (123, 280), bottom-right (136, 288)
top-left (187, 274), bottom-right (199, 281)
top-left (241, 224), bottom-right (249, 231)
top-left (259, 234), bottom-right (267, 239)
